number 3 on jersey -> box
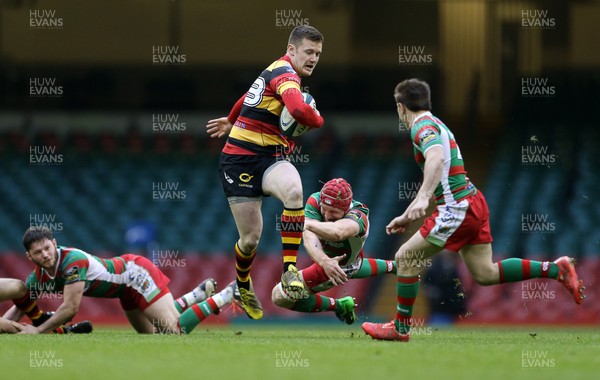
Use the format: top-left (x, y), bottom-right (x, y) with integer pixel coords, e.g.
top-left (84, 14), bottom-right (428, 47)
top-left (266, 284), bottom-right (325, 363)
top-left (243, 77), bottom-right (266, 107)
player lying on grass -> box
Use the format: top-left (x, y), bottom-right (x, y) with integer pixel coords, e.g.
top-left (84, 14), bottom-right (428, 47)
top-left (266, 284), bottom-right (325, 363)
top-left (0, 277), bottom-right (91, 334)
top-left (362, 79), bottom-right (586, 342)
top-left (5, 226), bottom-right (236, 334)
top-left (272, 178), bottom-right (397, 324)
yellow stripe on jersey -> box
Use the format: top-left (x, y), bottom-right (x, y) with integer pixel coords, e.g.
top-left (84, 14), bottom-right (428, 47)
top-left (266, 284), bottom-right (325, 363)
top-left (266, 59), bottom-right (294, 71)
top-left (229, 126), bottom-right (287, 147)
top-left (264, 60), bottom-right (301, 96)
top-left (277, 81), bottom-right (300, 96)
top-left (257, 95), bottom-right (285, 115)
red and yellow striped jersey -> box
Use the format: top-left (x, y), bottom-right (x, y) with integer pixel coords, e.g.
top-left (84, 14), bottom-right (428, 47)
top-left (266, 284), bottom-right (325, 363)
top-left (223, 55), bottom-right (302, 155)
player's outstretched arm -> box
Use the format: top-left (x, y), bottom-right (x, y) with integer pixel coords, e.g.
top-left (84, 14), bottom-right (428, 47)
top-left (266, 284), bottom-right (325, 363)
top-left (411, 145), bottom-right (444, 217)
top-left (23, 281), bottom-right (85, 334)
top-left (206, 117), bottom-right (233, 138)
top-left (206, 92), bottom-right (246, 138)
top-left (303, 228), bottom-right (348, 285)
top-left (304, 217), bottom-right (359, 242)
top-left (386, 215), bottom-right (411, 235)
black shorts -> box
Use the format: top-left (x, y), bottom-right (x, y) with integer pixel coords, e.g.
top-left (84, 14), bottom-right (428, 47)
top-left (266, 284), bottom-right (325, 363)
top-left (218, 153), bottom-right (280, 198)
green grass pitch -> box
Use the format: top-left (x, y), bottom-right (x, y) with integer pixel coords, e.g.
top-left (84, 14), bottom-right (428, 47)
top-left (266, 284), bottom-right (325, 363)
top-left (1, 324), bottom-right (598, 380)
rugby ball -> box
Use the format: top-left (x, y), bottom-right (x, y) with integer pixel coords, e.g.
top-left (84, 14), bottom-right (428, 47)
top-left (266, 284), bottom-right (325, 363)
top-left (279, 93), bottom-right (317, 138)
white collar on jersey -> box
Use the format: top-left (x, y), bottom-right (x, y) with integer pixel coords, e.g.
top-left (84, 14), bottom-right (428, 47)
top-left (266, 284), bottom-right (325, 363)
top-left (412, 111), bottom-right (433, 124)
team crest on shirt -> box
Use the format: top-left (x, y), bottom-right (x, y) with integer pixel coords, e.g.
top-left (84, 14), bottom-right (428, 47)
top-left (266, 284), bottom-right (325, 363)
top-left (65, 266), bottom-right (80, 283)
top-left (419, 128), bottom-right (437, 146)
top-left (437, 226), bottom-right (451, 236)
top-left (141, 279), bottom-right (150, 292)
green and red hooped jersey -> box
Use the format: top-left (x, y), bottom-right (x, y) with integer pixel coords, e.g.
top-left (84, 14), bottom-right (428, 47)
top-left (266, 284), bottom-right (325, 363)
top-left (305, 192), bottom-right (369, 266)
top-left (410, 112), bottom-right (477, 205)
top-left (26, 247), bottom-right (129, 298)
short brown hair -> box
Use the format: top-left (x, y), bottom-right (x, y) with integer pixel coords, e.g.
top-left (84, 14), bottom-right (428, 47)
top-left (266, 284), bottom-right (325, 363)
top-left (23, 226), bottom-right (54, 251)
top-left (288, 25), bottom-right (324, 46)
top-left (394, 79), bottom-right (432, 112)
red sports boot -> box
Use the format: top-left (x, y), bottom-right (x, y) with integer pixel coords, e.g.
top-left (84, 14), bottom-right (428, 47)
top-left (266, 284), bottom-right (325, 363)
top-left (361, 321), bottom-right (410, 342)
top-left (554, 256), bottom-right (585, 304)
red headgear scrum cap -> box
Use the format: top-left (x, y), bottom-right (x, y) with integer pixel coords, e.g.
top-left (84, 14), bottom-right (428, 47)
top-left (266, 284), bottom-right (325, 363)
top-left (320, 178), bottom-right (353, 212)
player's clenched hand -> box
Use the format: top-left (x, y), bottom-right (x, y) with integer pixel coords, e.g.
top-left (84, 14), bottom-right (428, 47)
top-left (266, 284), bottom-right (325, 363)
top-left (405, 196), bottom-right (429, 221)
top-left (321, 255), bottom-right (348, 286)
top-left (386, 215), bottom-right (411, 235)
top-left (206, 117), bottom-right (232, 138)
